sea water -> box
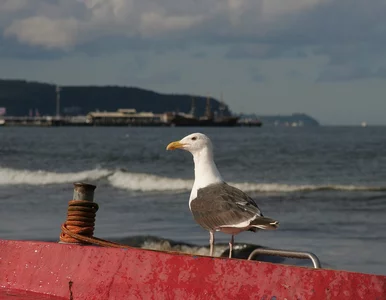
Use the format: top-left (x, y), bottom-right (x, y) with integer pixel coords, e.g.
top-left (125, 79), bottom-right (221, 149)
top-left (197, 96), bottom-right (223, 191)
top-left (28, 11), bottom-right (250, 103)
top-left (0, 126), bottom-right (385, 275)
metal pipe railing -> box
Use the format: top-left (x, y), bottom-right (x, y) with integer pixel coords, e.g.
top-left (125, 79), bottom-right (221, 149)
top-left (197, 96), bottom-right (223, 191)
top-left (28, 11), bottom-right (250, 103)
top-left (247, 248), bottom-right (322, 269)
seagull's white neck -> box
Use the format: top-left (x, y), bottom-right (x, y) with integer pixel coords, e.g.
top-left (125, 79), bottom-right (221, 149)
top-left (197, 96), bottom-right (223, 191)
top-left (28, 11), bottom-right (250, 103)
top-left (189, 146), bottom-right (223, 204)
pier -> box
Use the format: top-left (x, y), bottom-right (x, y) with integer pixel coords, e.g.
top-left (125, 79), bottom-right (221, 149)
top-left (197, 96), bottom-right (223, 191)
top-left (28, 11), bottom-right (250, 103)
top-left (0, 116), bottom-right (89, 127)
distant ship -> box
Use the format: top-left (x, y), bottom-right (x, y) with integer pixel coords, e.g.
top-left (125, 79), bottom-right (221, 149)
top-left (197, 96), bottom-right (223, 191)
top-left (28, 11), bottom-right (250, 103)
top-left (169, 96), bottom-right (239, 127)
top-left (170, 114), bottom-right (239, 127)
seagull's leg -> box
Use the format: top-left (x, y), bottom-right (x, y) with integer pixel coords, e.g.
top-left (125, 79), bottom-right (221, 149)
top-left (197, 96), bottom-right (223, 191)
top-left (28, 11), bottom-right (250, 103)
top-left (209, 231), bottom-right (214, 257)
top-left (229, 235), bottom-right (234, 258)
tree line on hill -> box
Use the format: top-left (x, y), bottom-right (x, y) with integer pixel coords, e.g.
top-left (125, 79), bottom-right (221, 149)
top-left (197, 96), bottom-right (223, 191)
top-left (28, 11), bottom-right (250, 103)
top-left (0, 79), bottom-right (229, 117)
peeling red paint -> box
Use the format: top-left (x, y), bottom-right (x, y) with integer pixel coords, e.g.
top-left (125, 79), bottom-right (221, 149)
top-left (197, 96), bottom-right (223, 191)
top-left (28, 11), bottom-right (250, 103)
top-left (0, 240), bottom-right (385, 300)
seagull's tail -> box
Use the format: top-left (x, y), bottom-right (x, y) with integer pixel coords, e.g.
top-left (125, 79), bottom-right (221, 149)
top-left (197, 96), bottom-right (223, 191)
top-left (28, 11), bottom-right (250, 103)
top-left (250, 217), bottom-right (279, 230)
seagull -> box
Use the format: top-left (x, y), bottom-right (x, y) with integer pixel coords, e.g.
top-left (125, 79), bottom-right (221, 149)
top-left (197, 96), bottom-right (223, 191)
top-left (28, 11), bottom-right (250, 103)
top-left (166, 133), bottom-right (279, 258)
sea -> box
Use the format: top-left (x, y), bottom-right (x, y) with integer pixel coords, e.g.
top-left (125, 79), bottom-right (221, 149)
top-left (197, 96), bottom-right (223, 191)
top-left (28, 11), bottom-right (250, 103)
top-left (0, 126), bottom-right (385, 276)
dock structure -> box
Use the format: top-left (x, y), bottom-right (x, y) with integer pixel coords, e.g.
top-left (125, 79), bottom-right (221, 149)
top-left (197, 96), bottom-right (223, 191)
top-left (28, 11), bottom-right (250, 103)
top-left (0, 116), bottom-right (88, 127)
top-left (86, 109), bottom-right (169, 126)
top-left (0, 108), bottom-right (170, 127)
top-left (0, 107), bottom-right (262, 127)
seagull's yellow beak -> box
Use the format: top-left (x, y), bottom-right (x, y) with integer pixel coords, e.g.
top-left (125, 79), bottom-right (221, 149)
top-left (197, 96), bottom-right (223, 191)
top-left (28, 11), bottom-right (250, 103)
top-left (166, 140), bottom-right (185, 150)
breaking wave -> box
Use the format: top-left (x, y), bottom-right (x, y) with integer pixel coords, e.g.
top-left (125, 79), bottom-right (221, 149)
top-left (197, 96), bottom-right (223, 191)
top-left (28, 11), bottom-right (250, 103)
top-left (0, 167), bottom-right (111, 185)
top-left (1, 167), bottom-right (385, 193)
top-left (108, 170), bottom-right (193, 192)
top-left (108, 171), bottom-right (386, 193)
top-left (232, 183), bottom-right (386, 193)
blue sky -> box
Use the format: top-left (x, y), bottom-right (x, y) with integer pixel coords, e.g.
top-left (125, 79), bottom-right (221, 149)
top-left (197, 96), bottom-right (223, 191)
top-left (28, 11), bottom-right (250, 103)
top-left (1, 0), bottom-right (386, 125)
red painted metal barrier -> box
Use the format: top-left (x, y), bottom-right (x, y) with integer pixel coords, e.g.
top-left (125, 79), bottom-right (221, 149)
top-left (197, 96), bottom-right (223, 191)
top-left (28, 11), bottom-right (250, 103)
top-left (0, 240), bottom-right (385, 300)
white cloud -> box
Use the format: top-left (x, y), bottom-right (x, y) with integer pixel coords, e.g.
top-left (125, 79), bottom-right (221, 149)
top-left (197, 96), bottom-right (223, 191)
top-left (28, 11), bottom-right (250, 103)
top-left (261, 0), bottom-right (320, 19)
top-left (140, 12), bottom-right (205, 37)
top-left (1, 0), bottom-right (325, 49)
top-left (2, 0), bottom-right (386, 84)
top-left (227, 0), bottom-right (247, 25)
top-left (5, 16), bottom-right (80, 49)
top-left (0, 0), bottom-right (28, 13)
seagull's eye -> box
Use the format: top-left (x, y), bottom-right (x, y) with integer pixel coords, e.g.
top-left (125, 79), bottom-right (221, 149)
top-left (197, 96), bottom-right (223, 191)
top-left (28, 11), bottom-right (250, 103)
top-left (191, 137), bottom-right (197, 141)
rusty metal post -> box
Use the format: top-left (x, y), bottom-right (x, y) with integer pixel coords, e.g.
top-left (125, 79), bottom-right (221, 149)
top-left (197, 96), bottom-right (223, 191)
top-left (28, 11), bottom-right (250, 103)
top-left (73, 182), bottom-right (96, 201)
top-left (59, 182), bottom-right (98, 244)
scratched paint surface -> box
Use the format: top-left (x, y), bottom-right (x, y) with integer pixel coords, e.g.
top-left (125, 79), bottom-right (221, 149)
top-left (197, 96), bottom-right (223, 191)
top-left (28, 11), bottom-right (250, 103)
top-left (0, 240), bottom-right (385, 300)
top-left (0, 289), bottom-right (66, 300)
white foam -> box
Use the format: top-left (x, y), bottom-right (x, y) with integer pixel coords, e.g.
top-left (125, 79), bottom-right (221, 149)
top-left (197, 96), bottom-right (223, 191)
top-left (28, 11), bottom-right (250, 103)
top-left (1, 167), bottom-right (384, 192)
top-left (141, 240), bottom-right (228, 257)
top-left (0, 167), bottom-right (111, 185)
top-left (231, 183), bottom-right (386, 192)
top-left (107, 170), bottom-right (386, 193)
top-left (108, 170), bottom-right (193, 192)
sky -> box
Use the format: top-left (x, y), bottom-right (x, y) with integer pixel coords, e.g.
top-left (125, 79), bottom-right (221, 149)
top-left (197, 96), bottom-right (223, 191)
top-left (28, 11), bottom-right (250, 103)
top-left (1, 0), bottom-right (386, 125)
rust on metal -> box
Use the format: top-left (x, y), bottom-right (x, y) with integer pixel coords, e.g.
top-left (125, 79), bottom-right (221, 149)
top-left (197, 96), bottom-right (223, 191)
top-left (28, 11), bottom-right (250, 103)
top-left (59, 183), bottom-right (137, 247)
top-left (59, 183), bottom-right (99, 244)
top-left (69, 280), bottom-right (73, 300)
top-left (72, 182), bottom-right (96, 202)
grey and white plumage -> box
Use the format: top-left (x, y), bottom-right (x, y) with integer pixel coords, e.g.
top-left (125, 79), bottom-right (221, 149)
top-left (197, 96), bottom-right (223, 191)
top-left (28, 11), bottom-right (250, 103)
top-left (191, 182), bottom-right (278, 234)
top-left (166, 133), bottom-right (279, 258)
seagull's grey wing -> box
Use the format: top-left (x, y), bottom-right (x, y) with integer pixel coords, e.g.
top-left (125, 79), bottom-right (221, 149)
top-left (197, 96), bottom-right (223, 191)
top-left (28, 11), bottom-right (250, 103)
top-left (190, 183), bottom-right (263, 231)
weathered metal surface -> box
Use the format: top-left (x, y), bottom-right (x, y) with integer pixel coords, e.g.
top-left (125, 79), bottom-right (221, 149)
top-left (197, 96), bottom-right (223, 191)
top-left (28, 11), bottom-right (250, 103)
top-left (0, 240), bottom-right (385, 300)
top-left (72, 182), bottom-right (96, 201)
top-left (0, 289), bottom-right (66, 300)
top-left (59, 183), bottom-right (98, 244)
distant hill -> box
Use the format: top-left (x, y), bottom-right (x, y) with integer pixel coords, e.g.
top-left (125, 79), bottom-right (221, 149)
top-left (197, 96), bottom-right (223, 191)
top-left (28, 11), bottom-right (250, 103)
top-left (0, 79), bottom-right (231, 117)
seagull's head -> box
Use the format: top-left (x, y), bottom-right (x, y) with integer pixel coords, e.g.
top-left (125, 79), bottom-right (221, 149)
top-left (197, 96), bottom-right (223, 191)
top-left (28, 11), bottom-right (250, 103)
top-left (166, 133), bottom-right (212, 155)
